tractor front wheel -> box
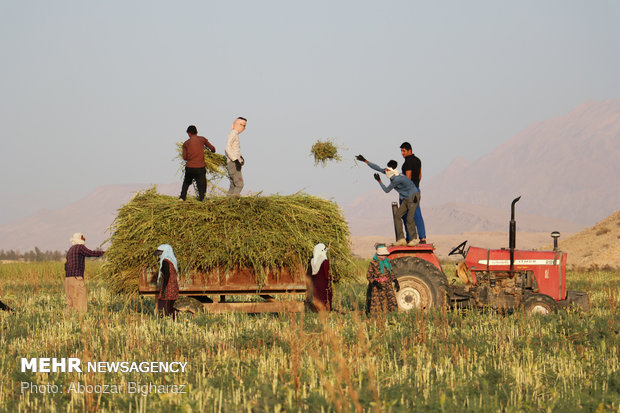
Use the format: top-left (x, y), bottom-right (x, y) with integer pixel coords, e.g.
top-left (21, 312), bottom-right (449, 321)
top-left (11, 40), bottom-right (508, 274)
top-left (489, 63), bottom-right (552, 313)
top-left (391, 257), bottom-right (448, 311)
top-left (521, 294), bottom-right (557, 316)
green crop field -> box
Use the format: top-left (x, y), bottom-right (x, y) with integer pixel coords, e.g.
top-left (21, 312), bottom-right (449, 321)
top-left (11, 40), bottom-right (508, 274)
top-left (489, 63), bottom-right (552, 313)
top-left (0, 261), bottom-right (618, 412)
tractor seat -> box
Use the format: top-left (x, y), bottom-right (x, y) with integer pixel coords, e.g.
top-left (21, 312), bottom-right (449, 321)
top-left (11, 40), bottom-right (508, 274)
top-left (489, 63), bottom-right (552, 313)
top-left (457, 262), bottom-right (472, 285)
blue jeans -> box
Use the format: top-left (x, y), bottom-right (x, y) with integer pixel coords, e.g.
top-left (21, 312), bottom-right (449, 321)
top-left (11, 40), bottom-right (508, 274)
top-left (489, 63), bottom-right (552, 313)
top-left (400, 194), bottom-right (426, 241)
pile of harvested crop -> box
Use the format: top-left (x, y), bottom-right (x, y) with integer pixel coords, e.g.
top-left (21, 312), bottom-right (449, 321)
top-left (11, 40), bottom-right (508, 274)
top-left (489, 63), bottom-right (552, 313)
top-left (100, 188), bottom-right (354, 294)
top-left (175, 142), bottom-right (228, 181)
top-left (310, 139), bottom-right (342, 166)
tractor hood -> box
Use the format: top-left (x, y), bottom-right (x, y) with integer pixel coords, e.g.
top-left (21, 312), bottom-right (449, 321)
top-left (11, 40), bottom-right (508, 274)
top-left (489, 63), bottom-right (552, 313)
top-left (464, 247), bottom-right (567, 300)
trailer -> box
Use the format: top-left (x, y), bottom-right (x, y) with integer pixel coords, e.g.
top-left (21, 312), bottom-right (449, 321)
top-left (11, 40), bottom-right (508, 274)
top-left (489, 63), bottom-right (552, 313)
top-left (139, 265), bottom-right (308, 313)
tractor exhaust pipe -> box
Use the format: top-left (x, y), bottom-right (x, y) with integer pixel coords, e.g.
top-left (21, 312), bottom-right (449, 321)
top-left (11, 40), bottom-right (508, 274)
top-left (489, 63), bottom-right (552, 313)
top-left (391, 202), bottom-right (400, 241)
top-left (509, 196), bottom-right (521, 275)
top-left (551, 231), bottom-right (560, 251)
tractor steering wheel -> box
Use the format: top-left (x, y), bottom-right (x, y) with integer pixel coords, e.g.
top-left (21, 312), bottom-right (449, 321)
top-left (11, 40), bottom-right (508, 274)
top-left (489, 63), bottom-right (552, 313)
top-left (448, 240), bottom-right (468, 257)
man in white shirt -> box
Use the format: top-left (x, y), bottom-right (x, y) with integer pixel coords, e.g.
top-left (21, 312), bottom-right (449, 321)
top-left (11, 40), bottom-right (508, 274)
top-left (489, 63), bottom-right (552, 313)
top-left (225, 117), bottom-right (247, 196)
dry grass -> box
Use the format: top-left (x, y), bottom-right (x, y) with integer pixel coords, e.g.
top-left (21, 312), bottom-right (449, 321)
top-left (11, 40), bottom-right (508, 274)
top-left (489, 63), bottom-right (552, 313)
top-left (0, 262), bottom-right (618, 411)
top-left (597, 227), bottom-right (611, 236)
top-left (100, 188), bottom-right (355, 294)
top-left (311, 139), bottom-right (342, 166)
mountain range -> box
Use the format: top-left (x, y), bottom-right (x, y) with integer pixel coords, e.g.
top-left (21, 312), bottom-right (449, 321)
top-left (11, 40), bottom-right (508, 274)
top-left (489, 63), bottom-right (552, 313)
top-left (0, 99), bottom-right (618, 252)
top-left (0, 184), bottom-right (177, 252)
top-left (422, 99), bottom-right (620, 224)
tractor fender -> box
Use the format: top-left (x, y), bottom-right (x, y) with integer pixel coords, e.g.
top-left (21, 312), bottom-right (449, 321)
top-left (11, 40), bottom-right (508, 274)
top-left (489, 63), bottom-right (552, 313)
top-left (560, 290), bottom-right (590, 311)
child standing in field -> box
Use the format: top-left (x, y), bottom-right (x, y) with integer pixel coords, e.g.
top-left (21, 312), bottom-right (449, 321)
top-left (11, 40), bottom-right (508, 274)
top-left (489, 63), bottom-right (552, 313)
top-left (154, 244), bottom-right (179, 319)
top-left (366, 244), bottom-right (398, 315)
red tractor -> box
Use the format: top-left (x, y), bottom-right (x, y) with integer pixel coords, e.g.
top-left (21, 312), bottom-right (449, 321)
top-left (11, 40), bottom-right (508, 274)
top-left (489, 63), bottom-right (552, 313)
top-left (387, 197), bottom-right (590, 314)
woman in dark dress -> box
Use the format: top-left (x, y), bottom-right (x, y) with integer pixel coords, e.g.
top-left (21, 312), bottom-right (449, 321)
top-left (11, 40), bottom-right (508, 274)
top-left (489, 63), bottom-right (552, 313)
top-left (366, 244), bottom-right (398, 315)
top-left (154, 244), bottom-right (179, 319)
top-left (308, 243), bottom-right (332, 311)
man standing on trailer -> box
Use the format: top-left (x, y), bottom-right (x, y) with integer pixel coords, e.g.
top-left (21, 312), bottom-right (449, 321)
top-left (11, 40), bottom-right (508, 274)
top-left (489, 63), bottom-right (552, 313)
top-left (225, 117), bottom-right (247, 196)
top-left (179, 125), bottom-right (216, 201)
top-left (400, 141), bottom-right (427, 244)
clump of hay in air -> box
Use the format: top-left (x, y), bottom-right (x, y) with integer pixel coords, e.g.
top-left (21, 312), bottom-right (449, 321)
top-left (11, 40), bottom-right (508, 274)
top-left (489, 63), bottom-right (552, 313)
top-left (175, 142), bottom-right (228, 182)
top-left (99, 188), bottom-right (355, 295)
top-left (311, 139), bottom-right (342, 166)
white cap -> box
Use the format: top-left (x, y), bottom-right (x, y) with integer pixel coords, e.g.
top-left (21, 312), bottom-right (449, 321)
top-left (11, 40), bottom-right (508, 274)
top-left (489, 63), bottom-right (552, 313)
top-left (376, 245), bottom-right (389, 256)
top-left (70, 233), bottom-right (85, 245)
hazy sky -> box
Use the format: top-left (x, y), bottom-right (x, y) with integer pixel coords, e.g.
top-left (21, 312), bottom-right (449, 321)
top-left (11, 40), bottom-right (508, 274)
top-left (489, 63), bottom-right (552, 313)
top-left (1, 1), bottom-right (619, 225)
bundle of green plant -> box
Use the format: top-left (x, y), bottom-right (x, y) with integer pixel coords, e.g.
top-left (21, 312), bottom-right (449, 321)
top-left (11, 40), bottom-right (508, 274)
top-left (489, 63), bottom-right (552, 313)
top-left (310, 139), bottom-right (342, 166)
top-left (175, 142), bottom-right (228, 181)
top-left (100, 188), bottom-right (355, 294)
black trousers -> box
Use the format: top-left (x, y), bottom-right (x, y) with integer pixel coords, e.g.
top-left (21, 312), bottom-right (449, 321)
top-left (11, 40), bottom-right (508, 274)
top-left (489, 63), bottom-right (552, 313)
top-left (180, 167), bottom-right (207, 201)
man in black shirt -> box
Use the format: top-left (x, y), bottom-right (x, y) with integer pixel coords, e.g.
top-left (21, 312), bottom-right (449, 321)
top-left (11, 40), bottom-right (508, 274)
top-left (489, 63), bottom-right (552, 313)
top-left (400, 142), bottom-right (427, 244)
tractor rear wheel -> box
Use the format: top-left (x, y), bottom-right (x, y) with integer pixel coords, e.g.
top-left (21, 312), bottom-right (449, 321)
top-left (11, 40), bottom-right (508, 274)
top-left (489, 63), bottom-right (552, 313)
top-left (391, 257), bottom-right (448, 311)
top-left (521, 294), bottom-right (557, 316)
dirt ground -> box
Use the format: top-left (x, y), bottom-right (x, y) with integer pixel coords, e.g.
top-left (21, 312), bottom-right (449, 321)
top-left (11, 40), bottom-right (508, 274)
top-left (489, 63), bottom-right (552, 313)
top-left (544, 210), bottom-right (620, 270)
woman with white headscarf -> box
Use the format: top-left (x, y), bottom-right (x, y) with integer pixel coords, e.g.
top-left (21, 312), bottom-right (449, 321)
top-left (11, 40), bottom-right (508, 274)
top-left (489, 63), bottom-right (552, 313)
top-left (154, 244), bottom-right (179, 318)
top-left (308, 243), bottom-right (332, 311)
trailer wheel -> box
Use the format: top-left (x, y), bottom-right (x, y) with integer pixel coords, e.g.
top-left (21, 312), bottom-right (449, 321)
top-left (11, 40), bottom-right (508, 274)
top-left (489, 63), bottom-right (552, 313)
top-left (521, 294), bottom-right (557, 316)
top-left (174, 296), bottom-right (204, 314)
top-left (391, 257), bottom-right (448, 311)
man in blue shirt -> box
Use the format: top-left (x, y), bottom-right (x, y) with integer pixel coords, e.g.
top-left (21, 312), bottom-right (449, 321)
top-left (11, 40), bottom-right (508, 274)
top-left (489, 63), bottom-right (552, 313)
top-left (356, 155), bottom-right (420, 246)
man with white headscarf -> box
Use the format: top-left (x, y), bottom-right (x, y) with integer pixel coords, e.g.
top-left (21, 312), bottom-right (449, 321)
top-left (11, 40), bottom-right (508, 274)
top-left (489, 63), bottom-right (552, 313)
top-left (64, 233), bottom-right (105, 312)
top-left (307, 243), bottom-right (332, 311)
top-left (356, 155), bottom-right (420, 246)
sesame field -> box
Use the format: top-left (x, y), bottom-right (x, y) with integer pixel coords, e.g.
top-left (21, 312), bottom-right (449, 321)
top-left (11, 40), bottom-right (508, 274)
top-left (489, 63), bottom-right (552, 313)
top-left (0, 261), bottom-right (619, 412)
